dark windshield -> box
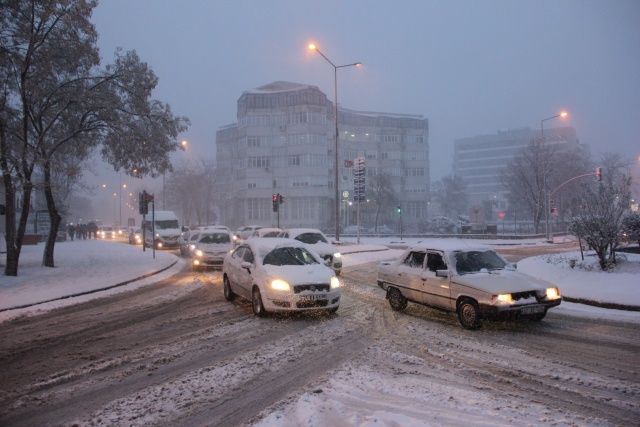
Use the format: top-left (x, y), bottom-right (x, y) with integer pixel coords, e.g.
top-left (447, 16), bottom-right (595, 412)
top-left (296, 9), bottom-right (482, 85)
top-left (454, 250), bottom-right (507, 275)
top-left (263, 247), bottom-right (319, 266)
top-left (294, 233), bottom-right (327, 244)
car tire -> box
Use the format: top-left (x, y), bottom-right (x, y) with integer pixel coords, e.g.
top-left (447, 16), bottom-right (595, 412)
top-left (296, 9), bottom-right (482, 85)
top-left (387, 287), bottom-right (408, 311)
top-left (252, 287), bottom-right (267, 317)
top-left (326, 307), bottom-right (339, 314)
top-left (223, 276), bottom-right (235, 301)
top-left (530, 310), bottom-right (547, 322)
top-left (457, 299), bottom-right (483, 330)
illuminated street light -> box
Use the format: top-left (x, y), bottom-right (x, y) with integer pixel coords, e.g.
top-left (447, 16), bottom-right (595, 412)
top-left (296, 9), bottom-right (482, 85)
top-left (164, 139), bottom-right (188, 210)
top-left (309, 43), bottom-right (361, 242)
top-left (541, 111), bottom-right (569, 242)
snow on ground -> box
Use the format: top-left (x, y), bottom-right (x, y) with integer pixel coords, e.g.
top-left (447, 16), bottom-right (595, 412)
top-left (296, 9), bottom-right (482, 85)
top-left (1, 236), bottom-right (639, 427)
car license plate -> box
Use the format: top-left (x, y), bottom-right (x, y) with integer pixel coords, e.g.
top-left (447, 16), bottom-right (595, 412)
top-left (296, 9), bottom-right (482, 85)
top-left (302, 294), bottom-right (327, 301)
top-left (521, 305), bottom-right (544, 315)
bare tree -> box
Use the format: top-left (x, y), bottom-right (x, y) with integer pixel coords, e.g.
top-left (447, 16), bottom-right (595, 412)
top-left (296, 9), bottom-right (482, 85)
top-left (367, 173), bottom-right (398, 232)
top-left (0, 0), bottom-right (189, 275)
top-left (567, 153), bottom-right (633, 270)
top-left (431, 175), bottom-right (468, 218)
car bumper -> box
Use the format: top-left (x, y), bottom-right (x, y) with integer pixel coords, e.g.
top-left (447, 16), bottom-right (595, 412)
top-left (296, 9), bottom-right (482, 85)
top-left (264, 290), bottom-right (341, 312)
top-left (479, 299), bottom-right (561, 319)
top-left (193, 257), bottom-right (225, 269)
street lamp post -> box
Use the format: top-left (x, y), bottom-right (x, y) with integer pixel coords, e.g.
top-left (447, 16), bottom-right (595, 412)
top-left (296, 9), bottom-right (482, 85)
top-left (309, 44), bottom-right (360, 242)
top-left (541, 111), bottom-right (568, 242)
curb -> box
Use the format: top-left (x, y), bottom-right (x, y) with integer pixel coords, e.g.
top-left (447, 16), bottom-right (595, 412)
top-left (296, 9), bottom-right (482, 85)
top-left (0, 260), bottom-right (178, 313)
top-left (562, 296), bottom-right (640, 312)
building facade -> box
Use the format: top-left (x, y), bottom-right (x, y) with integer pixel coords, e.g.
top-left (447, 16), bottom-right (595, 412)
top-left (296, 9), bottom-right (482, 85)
top-left (453, 126), bottom-right (581, 213)
top-left (215, 81), bottom-right (430, 234)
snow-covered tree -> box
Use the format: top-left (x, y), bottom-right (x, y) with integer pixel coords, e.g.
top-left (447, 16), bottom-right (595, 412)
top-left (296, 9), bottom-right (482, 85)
top-left (567, 153), bottom-right (633, 270)
top-left (621, 213), bottom-right (640, 246)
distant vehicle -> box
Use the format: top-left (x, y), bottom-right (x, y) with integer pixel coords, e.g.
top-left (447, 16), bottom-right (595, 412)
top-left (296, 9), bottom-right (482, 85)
top-left (249, 227), bottom-right (282, 238)
top-left (377, 241), bottom-right (562, 330)
top-left (128, 227), bottom-right (142, 245)
top-left (234, 225), bottom-right (263, 245)
top-left (278, 228), bottom-right (342, 276)
top-left (143, 211), bottom-right (181, 249)
top-left (192, 229), bottom-right (234, 271)
top-left (223, 238), bottom-right (341, 316)
top-left (117, 226), bottom-right (128, 237)
top-left (99, 226), bottom-right (116, 239)
top-left (179, 231), bottom-right (200, 256)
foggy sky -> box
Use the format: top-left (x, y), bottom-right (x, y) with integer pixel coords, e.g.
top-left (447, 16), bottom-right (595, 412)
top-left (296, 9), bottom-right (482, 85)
top-left (87, 0), bottom-right (640, 218)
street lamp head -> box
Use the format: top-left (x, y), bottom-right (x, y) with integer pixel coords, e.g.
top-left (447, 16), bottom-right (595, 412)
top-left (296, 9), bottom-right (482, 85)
top-left (309, 43), bottom-right (316, 51)
top-left (560, 111), bottom-right (568, 118)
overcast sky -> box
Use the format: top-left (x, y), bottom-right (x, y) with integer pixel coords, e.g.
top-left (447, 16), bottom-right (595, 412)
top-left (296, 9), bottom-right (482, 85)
top-left (87, 0), bottom-right (639, 220)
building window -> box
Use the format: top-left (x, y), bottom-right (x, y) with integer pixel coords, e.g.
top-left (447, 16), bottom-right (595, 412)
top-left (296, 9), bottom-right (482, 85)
top-left (384, 134), bottom-right (400, 143)
top-left (248, 156), bottom-right (271, 168)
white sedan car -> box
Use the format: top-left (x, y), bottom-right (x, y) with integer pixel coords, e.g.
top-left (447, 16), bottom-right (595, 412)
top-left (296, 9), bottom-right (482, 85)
top-left (223, 238), bottom-right (341, 316)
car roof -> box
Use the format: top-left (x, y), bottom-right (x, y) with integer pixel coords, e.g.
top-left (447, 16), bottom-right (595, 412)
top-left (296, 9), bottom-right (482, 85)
top-left (281, 228), bottom-right (325, 236)
top-left (238, 237), bottom-right (312, 256)
top-left (405, 239), bottom-right (494, 253)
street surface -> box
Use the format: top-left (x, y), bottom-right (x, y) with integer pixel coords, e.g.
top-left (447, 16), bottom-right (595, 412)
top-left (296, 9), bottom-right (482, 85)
top-left (0, 243), bottom-right (638, 426)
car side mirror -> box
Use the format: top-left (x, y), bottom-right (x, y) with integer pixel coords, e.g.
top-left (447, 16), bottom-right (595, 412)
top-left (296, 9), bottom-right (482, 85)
top-left (241, 261), bottom-right (252, 272)
top-left (511, 263), bottom-right (517, 270)
top-left (435, 269), bottom-right (449, 278)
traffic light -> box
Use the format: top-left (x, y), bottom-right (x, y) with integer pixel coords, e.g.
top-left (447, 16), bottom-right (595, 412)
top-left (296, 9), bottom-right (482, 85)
top-left (139, 192), bottom-right (148, 215)
top-left (550, 198), bottom-right (556, 214)
top-left (596, 167), bottom-right (602, 181)
top-left (279, 194), bottom-right (285, 204)
top-left (272, 194), bottom-right (278, 212)
top-left (396, 205), bottom-right (402, 214)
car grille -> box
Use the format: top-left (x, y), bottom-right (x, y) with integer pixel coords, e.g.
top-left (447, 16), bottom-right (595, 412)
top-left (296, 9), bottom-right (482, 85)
top-left (296, 299), bottom-right (329, 308)
top-left (293, 284), bottom-right (330, 294)
top-left (512, 291), bottom-right (538, 301)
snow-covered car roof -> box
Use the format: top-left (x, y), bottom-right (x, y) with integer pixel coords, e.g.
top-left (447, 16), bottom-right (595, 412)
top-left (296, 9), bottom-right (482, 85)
top-left (405, 238), bottom-right (494, 253)
top-left (281, 228), bottom-right (328, 237)
top-left (239, 237), bottom-right (321, 262)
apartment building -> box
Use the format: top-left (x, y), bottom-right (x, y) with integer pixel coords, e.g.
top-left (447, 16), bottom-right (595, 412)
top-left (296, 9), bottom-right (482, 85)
top-left (215, 81), bottom-right (430, 233)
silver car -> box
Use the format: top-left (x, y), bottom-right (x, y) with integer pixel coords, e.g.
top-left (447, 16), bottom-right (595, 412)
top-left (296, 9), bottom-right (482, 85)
top-left (377, 241), bottom-right (562, 330)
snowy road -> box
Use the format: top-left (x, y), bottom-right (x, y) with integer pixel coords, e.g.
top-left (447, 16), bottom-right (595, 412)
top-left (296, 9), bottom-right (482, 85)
top-left (0, 257), bottom-right (638, 426)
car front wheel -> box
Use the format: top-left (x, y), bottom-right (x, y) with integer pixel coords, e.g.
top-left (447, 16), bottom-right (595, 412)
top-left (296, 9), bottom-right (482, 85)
top-left (457, 299), bottom-right (483, 330)
top-left (252, 287), bottom-right (267, 317)
top-left (387, 287), bottom-right (408, 311)
top-left (223, 276), bottom-right (235, 301)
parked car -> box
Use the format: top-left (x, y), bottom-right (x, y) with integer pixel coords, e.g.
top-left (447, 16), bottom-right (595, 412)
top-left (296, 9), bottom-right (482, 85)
top-left (377, 240), bottom-right (562, 330)
top-left (249, 227), bottom-right (282, 238)
top-left (278, 228), bottom-right (342, 275)
top-left (192, 230), bottom-right (234, 271)
top-left (222, 238), bottom-right (341, 316)
top-left (128, 227), bottom-right (143, 245)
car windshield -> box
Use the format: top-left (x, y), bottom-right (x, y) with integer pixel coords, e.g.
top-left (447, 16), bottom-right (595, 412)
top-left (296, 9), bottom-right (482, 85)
top-left (453, 250), bottom-right (508, 275)
top-left (199, 233), bottom-right (230, 244)
top-left (156, 220), bottom-right (179, 230)
top-left (263, 247), bottom-right (319, 266)
top-left (294, 233), bottom-right (327, 244)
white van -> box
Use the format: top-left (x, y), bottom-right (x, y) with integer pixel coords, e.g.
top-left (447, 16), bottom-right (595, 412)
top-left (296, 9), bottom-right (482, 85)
top-left (143, 211), bottom-right (181, 249)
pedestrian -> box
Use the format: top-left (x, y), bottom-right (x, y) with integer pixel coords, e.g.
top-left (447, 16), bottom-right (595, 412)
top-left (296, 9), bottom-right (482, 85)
top-left (88, 221), bottom-right (98, 239)
top-left (68, 223), bottom-right (75, 241)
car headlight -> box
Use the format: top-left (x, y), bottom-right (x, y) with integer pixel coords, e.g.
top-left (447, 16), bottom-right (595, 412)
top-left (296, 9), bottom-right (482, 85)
top-left (330, 276), bottom-right (340, 289)
top-left (333, 252), bottom-right (342, 258)
top-left (271, 279), bottom-right (290, 291)
top-left (493, 294), bottom-right (513, 304)
top-left (194, 249), bottom-right (203, 257)
top-left (546, 287), bottom-right (561, 299)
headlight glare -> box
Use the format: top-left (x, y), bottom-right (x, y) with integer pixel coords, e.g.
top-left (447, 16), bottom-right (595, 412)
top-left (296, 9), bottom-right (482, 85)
top-left (333, 252), bottom-right (342, 258)
top-left (546, 287), bottom-right (560, 299)
top-left (195, 249), bottom-right (203, 257)
top-left (330, 276), bottom-right (340, 289)
top-left (494, 294), bottom-right (513, 304)
top-left (271, 279), bottom-right (290, 291)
